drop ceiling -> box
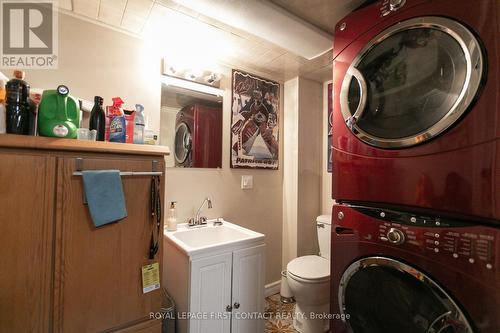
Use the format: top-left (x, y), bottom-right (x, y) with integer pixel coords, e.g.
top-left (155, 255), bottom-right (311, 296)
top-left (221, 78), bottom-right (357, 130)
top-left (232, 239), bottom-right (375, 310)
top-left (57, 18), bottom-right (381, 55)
top-left (58, 0), bottom-right (364, 82)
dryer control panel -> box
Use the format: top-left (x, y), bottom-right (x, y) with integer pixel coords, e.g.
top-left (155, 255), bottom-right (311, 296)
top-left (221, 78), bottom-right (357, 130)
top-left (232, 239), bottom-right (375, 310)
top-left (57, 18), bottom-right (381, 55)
top-left (341, 205), bottom-right (498, 273)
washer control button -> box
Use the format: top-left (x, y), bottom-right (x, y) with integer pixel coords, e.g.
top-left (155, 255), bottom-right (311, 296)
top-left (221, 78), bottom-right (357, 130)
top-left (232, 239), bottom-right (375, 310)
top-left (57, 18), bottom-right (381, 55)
top-left (453, 253), bottom-right (459, 258)
top-left (434, 248), bottom-right (439, 253)
top-left (338, 211), bottom-right (344, 220)
top-left (387, 228), bottom-right (405, 245)
top-left (469, 258), bottom-right (475, 264)
top-left (410, 216), bottom-right (416, 223)
top-left (486, 263), bottom-right (492, 270)
top-left (380, 212), bottom-right (386, 218)
top-left (389, 0), bottom-right (406, 11)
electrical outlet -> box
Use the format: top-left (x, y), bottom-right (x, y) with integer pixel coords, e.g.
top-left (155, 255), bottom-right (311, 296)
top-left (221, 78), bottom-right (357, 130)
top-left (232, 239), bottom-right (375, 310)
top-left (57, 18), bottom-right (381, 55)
top-left (241, 175), bottom-right (253, 190)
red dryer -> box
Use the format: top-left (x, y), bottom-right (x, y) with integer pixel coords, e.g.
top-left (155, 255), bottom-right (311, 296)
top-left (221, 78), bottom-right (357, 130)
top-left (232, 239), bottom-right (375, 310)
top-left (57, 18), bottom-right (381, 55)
top-left (174, 104), bottom-right (222, 168)
top-left (331, 0), bottom-right (500, 222)
top-left (330, 203), bottom-right (499, 333)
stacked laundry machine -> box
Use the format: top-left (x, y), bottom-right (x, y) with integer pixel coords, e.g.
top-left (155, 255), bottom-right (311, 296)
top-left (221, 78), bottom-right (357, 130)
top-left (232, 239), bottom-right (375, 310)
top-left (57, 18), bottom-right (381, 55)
top-left (329, 0), bottom-right (500, 332)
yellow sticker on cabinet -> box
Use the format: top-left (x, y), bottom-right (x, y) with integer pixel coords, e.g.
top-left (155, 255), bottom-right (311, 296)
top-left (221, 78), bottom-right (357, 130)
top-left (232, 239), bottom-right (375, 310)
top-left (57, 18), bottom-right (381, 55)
top-left (141, 262), bottom-right (160, 294)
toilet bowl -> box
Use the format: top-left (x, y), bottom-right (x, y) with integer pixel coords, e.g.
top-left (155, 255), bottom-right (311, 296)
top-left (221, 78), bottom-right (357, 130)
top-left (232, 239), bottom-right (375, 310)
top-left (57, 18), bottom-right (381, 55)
top-left (286, 215), bottom-right (332, 333)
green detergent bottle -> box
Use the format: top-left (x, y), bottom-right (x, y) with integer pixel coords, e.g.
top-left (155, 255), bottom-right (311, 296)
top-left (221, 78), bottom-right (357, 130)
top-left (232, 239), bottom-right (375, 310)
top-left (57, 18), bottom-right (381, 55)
top-left (38, 85), bottom-right (80, 138)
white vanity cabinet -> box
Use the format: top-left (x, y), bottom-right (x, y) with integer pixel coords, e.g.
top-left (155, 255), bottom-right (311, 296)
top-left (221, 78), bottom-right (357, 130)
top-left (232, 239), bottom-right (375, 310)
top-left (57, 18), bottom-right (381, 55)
top-left (163, 222), bottom-right (266, 333)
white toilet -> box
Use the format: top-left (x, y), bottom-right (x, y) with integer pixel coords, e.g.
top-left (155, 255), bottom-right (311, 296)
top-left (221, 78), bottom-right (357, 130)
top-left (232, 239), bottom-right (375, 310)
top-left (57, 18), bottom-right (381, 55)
top-left (287, 215), bottom-right (331, 333)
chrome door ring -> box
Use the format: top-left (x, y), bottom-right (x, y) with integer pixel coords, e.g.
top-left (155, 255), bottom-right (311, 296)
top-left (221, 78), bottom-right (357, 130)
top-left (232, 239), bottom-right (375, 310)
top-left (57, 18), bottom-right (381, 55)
top-left (338, 256), bottom-right (473, 332)
top-left (339, 16), bottom-right (484, 149)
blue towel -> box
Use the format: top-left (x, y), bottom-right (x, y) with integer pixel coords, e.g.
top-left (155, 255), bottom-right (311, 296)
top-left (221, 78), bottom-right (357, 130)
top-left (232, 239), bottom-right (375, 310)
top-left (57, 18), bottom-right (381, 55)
top-left (82, 170), bottom-right (128, 227)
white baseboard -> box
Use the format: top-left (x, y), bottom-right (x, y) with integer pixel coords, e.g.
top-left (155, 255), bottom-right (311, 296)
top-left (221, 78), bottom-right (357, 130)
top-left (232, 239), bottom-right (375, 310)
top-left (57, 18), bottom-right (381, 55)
top-left (265, 280), bottom-right (281, 297)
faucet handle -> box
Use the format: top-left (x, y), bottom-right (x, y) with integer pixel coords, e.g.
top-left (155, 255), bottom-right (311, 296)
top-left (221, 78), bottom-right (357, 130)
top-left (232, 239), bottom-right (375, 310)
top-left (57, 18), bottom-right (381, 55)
top-left (199, 216), bottom-right (208, 225)
top-left (187, 217), bottom-right (196, 226)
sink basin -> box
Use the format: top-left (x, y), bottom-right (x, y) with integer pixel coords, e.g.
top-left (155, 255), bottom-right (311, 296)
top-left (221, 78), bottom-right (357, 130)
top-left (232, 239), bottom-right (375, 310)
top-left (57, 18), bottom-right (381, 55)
top-left (164, 219), bottom-right (265, 256)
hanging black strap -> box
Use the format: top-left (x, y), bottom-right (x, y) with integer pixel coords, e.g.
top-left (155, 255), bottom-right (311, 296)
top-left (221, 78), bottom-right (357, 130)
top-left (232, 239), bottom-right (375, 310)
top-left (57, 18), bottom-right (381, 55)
top-left (149, 175), bottom-right (162, 259)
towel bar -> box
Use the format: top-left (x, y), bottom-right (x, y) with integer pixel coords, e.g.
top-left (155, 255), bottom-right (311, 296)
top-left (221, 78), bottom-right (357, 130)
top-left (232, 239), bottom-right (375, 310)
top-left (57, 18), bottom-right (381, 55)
top-left (73, 171), bottom-right (163, 176)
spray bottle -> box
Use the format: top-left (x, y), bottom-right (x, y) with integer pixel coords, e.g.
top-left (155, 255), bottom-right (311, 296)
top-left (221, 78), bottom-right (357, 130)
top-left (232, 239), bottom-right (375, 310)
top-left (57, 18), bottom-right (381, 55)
top-left (106, 97), bottom-right (126, 142)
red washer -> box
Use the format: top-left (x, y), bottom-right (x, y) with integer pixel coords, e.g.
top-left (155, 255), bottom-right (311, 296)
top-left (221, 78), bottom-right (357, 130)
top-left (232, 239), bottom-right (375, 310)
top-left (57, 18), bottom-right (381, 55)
top-left (330, 203), bottom-right (500, 333)
top-left (174, 104), bottom-right (222, 168)
top-left (331, 0), bottom-right (500, 222)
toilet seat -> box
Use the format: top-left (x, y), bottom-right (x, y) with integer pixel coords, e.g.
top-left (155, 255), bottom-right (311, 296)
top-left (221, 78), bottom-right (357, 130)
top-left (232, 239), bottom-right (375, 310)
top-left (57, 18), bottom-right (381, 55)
top-left (287, 255), bottom-right (330, 283)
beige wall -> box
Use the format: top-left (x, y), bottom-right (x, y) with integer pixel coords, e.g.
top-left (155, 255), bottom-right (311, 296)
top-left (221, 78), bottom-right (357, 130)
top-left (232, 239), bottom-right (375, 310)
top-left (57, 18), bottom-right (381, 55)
top-left (297, 77), bottom-right (322, 256)
top-left (282, 77), bottom-right (323, 263)
top-left (23, 13), bottom-right (161, 135)
top-left (21, 13), bottom-right (283, 285)
top-left (165, 68), bottom-right (284, 285)
top-left (322, 81), bottom-right (334, 214)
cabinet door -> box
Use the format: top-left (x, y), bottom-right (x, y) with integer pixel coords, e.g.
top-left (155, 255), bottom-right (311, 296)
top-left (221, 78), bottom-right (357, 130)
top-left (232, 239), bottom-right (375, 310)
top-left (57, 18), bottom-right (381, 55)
top-left (0, 152), bottom-right (55, 333)
top-left (54, 156), bottom-right (164, 332)
top-left (231, 244), bottom-right (266, 333)
top-left (189, 253), bottom-right (232, 333)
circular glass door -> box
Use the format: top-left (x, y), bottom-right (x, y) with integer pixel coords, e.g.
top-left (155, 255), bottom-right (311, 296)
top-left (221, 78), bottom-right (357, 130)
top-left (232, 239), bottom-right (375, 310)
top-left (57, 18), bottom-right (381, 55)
top-left (340, 17), bottom-right (484, 148)
top-left (174, 122), bottom-right (192, 165)
top-left (339, 257), bottom-right (473, 333)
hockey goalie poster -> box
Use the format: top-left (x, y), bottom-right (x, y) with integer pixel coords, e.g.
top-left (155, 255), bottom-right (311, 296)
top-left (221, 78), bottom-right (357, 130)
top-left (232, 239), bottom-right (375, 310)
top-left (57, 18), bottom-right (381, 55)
top-left (230, 69), bottom-right (280, 169)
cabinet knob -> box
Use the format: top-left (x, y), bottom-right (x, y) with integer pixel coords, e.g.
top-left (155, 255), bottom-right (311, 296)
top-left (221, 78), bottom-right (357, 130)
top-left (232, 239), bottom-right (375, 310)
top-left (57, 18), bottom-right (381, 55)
top-left (226, 305), bottom-right (232, 312)
top-left (233, 302), bottom-right (240, 309)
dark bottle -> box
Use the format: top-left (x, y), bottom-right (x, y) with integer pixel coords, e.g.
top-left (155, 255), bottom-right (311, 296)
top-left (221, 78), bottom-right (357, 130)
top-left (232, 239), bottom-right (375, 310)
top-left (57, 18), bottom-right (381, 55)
top-left (89, 96), bottom-right (105, 141)
top-left (5, 70), bottom-right (30, 135)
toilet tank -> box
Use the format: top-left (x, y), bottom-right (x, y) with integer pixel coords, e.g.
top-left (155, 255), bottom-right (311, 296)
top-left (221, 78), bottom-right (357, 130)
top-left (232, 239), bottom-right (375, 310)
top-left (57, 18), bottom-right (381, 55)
top-left (317, 215), bottom-right (332, 259)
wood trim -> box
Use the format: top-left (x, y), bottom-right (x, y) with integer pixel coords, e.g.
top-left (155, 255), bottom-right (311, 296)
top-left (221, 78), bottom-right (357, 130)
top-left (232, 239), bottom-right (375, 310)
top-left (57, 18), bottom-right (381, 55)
top-left (0, 134), bottom-right (170, 157)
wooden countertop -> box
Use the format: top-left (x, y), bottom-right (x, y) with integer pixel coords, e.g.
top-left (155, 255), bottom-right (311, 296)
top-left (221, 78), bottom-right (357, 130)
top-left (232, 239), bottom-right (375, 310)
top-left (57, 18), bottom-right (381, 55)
top-left (0, 134), bottom-right (170, 156)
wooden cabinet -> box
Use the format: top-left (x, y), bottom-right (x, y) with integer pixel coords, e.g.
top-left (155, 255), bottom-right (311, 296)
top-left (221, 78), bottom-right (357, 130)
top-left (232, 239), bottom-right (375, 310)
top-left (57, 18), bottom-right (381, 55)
top-left (164, 241), bottom-right (265, 333)
top-left (0, 135), bottom-right (169, 333)
top-left (0, 151), bottom-right (55, 333)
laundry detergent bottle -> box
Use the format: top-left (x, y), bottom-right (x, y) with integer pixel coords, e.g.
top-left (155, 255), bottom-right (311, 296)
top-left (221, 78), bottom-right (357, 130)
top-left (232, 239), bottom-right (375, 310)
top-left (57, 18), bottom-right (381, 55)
top-left (38, 85), bottom-right (80, 138)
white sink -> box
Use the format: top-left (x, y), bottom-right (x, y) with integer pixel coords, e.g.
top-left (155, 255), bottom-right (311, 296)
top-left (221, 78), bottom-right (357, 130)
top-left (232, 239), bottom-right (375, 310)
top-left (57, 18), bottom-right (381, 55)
top-left (164, 219), bottom-right (265, 256)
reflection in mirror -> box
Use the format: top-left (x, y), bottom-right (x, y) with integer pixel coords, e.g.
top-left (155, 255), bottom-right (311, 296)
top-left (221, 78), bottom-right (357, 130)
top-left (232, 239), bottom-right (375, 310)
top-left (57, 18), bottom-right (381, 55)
top-left (160, 83), bottom-right (223, 168)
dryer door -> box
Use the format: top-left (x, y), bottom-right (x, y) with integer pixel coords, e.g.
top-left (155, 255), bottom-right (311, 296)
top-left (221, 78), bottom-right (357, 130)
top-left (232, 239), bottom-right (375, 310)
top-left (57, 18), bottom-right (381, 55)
top-left (340, 16), bottom-right (484, 149)
top-left (338, 256), bottom-right (473, 333)
top-left (174, 122), bottom-right (192, 166)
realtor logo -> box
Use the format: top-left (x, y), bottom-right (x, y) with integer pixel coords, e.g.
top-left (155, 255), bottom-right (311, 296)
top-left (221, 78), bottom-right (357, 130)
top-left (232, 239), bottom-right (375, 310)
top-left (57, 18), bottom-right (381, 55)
top-left (1, 0), bottom-right (58, 68)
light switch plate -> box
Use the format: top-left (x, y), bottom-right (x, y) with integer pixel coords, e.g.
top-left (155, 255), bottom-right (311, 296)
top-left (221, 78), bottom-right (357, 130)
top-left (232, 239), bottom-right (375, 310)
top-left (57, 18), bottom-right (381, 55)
top-left (241, 175), bottom-right (253, 189)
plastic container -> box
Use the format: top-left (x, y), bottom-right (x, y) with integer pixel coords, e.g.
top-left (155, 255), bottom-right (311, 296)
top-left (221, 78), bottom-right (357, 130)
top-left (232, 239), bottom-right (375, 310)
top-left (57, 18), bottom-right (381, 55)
top-left (133, 104), bottom-right (145, 144)
top-left (38, 85), bottom-right (80, 138)
top-left (166, 202), bottom-right (177, 231)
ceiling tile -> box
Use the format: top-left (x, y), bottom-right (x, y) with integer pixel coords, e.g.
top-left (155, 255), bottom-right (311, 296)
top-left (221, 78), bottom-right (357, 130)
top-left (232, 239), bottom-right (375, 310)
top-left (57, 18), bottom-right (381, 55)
top-left (98, 0), bottom-right (127, 26)
top-left (58, 0), bottom-right (72, 11)
top-left (125, 0), bottom-right (153, 17)
top-left (121, 12), bottom-right (147, 33)
top-left (73, 0), bottom-right (100, 19)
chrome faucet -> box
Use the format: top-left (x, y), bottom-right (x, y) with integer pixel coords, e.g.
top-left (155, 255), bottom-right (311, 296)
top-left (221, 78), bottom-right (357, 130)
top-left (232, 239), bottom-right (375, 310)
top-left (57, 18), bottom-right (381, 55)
top-left (188, 197), bottom-right (213, 227)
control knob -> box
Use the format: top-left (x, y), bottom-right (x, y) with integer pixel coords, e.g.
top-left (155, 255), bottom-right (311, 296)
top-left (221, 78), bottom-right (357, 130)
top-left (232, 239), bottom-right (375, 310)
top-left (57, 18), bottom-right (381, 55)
top-left (389, 0), bottom-right (406, 11)
top-left (387, 228), bottom-right (405, 245)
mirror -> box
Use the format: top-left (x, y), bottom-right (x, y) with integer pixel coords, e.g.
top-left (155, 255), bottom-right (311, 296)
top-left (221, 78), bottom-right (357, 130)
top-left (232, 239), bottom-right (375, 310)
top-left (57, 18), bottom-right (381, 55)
top-left (160, 82), bottom-right (223, 168)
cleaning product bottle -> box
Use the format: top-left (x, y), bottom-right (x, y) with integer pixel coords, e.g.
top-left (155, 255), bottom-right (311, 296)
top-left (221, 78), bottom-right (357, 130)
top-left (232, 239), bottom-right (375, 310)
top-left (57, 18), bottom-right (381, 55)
top-left (106, 97), bottom-right (126, 142)
top-left (166, 201), bottom-right (178, 231)
top-left (5, 70), bottom-right (30, 135)
top-left (124, 109), bottom-right (136, 143)
top-left (0, 99), bottom-right (5, 134)
top-left (133, 104), bottom-right (145, 144)
top-left (89, 96), bottom-right (105, 141)
top-left (38, 85), bottom-right (80, 138)
top-left (0, 72), bottom-right (7, 134)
